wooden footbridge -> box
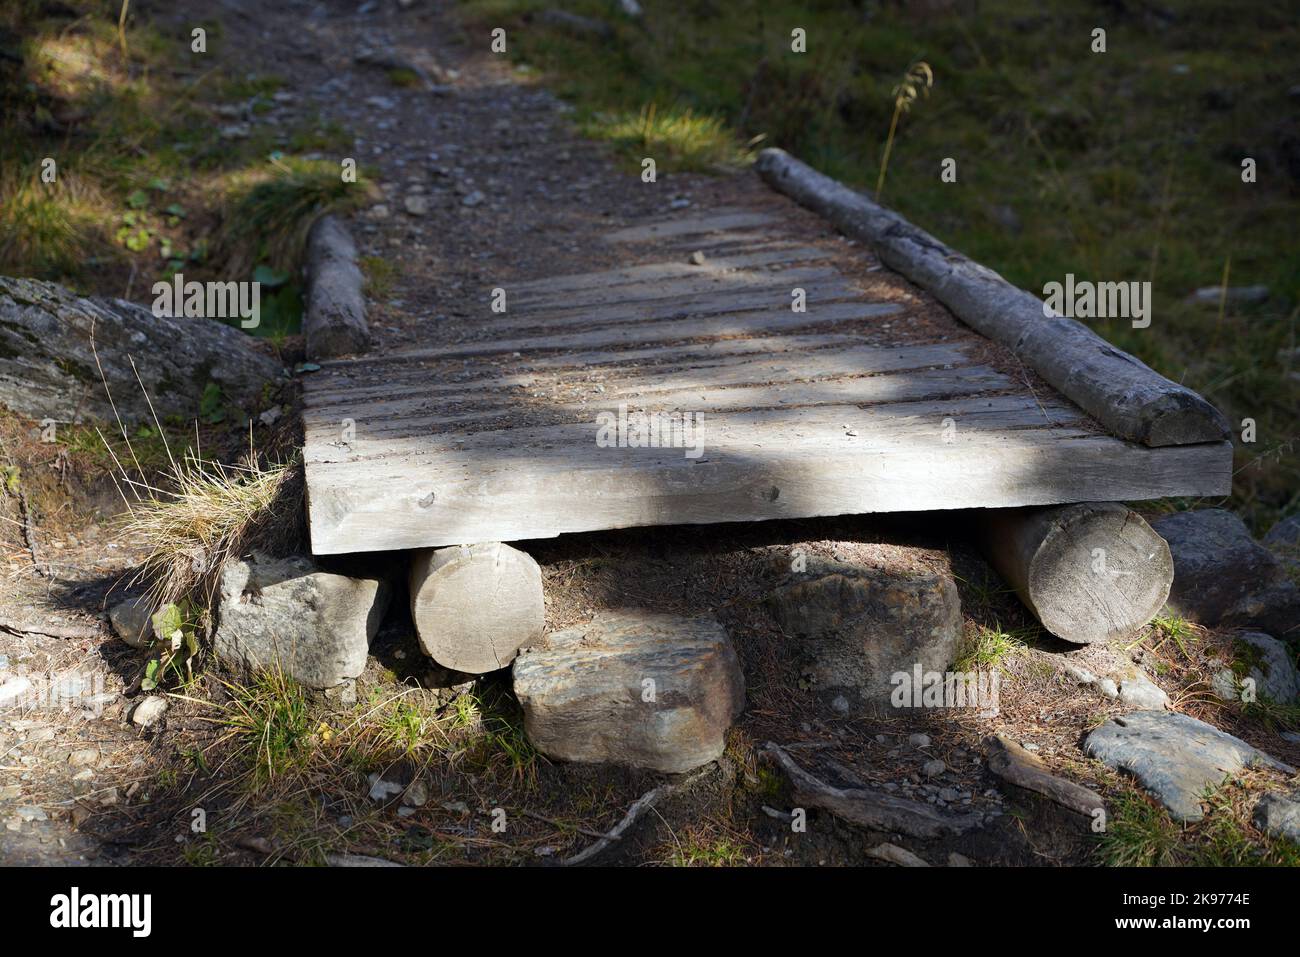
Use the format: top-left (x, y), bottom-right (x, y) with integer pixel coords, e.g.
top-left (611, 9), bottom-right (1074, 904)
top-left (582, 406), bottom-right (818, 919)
top-left (301, 151), bottom-right (1232, 556)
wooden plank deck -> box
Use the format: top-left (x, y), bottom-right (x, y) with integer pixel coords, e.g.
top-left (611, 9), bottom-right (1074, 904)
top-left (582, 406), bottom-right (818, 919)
top-left (302, 207), bottom-right (1232, 555)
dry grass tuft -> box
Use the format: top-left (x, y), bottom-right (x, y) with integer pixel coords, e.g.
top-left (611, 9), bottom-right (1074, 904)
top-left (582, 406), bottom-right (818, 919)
top-left (118, 449), bottom-right (303, 609)
top-left (215, 156), bottom-right (377, 277)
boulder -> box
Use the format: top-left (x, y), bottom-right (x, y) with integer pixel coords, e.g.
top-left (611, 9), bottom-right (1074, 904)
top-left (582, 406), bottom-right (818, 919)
top-left (1083, 711), bottom-right (1294, 822)
top-left (0, 277), bottom-right (281, 426)
top-left (1253, 791), bottom-right (1300, 843)
top-left (1210, 631), bottom-right (1299, 705)
top-left (512, 609), bottom-right (745, 773)
top-left (1152, 509), bottom-right (1300, 641)
top-left (213, 553), bottom-right (391, 690)
top-left (768, 558), bottom-right (962, 712)
top-left (1263, 514), bottom-right (1300, 554)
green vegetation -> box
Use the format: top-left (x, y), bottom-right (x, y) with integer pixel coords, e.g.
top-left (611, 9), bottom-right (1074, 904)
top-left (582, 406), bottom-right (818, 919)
top-left (0, 1), bottom-right (366, 338)
top-left (218, 666), bottom-right (315, 784)
top-left (1098, 784), bottom-right (1300, 867)
top-left (953, 622), bottom-right (1032, 671)
top-left (462, 0), bottom-right (1300, 530)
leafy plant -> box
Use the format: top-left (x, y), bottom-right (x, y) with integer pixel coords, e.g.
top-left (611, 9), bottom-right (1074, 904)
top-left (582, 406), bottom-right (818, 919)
top-left (141, 601), bottom-right (201, 691)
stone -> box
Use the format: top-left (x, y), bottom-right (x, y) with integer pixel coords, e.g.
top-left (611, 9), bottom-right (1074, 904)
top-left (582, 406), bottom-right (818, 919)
top-left (1084, 711), bottom-right (1293, 822)
top-left (1060, 653), bottom-right (1169, 710)
top-left (1263, 514), bottom-right (1300, 554)
top-left (108, 596), bottom-right (155, 649)
top-left (768, 558), bottom-right (962, 712)
top-left (908, 733), bottom-right (931, 748)
top-left (403, 194), bottom-right (429, 216)
top-left (1211, 631), bottom-right (1299, 705)
top-left (512, 609), bottom-right (745, 773)
top-left (213, 553), bottom-right (391, 690)
top-left (922, 759), bottom-right (946, 778)
top-left (0, 677), bottom-right (33, 708)
top-left (72, 768), bottom-right (95, 795)
top-left (67, 749), bottom-right (99, 768)
top-left (1253, 791), bottom-right (1300, 843)
top-left (1116, 667), bottom-right (1170, 710)
top-left (131, 696), bottom-right (168, 730)
top-left (462, 190), bottom-right (485, 207)
top-left (1152, 509), bottom-right (1300, 640)
top-left (367, 773), bottom-right (403, 802)
top-left (401, 779), bottom-right (429, 808)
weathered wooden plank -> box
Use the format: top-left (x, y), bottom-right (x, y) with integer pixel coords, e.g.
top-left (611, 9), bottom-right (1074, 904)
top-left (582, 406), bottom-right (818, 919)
top-left (756, 147), bottom-right (1230, 447)
top-left (341, 301), bottom-right (904, 360)
top-left (472, 278), bottom-right (858, 335)
top-left (301, 342), bottom-right (972, 415)
top-left (507, 246), bottom-right (832, 296)
top-left (506, 265), bottom-right (843, 313)
top-left (301, 365), bottom-right (1012, 437)
top-left (304, 394), bottom-right (1087, 467)
top-left (313, 333), bottom-right (868, 381)
top-left (305, 433), bottom-right (1233, 553)
top-left (604, 210), bottom-right (776, 243)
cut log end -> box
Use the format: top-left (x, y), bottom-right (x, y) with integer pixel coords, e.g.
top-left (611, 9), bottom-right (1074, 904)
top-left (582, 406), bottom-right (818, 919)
top-left (975, 502), bottom-right (1173, 645)
top-left (1141, 392), bottom-right (1232, 447)
top-left (409, 542), bottom-right (545, 674)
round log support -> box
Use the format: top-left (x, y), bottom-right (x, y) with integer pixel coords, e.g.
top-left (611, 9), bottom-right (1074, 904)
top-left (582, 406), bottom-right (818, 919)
top-left (972, 502), bottom-right (1173, 644)
top-left (409, 542), bottom-right (544, 673)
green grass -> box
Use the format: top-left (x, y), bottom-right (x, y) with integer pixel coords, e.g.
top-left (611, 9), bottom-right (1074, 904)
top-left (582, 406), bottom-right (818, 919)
top-left (216, 156), bottom-right (374, 278)
top-left (1146, 614), bottom-right (1201, 660)
top-left (1098, 784), bottom-right (1300, 867)
top-left (583, 104), bottom-right (757, 172)
top-left (218, 667), bottom-right (314, 785)
top-left (953, 623), bottom-right (1032, 671)
top-left (661, 823), bottom-right (752, 867)
top-left (460, 0), bottom-right (1300, 531)
top-left (360, 254), bottom-right (399, 298)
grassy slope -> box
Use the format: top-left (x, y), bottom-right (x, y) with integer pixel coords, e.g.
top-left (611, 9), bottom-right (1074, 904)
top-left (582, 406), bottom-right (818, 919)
top-left (463, 0), bottom-right (1299, 531)
top-left (0, 1), bottom-right (363, 342)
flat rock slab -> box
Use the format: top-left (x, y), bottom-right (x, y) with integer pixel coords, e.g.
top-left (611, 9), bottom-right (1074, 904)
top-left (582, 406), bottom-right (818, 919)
top-left (512, 609), bottom-right (745, 773)
top-left (1084, 711), bottom-right (1294, 822)
top-left (214, 553), bottom-right (392, 689)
